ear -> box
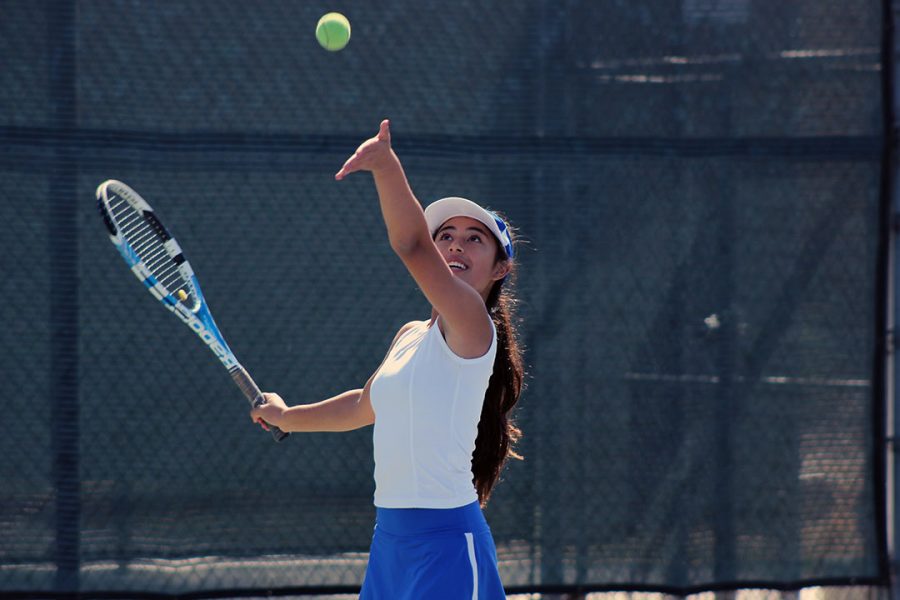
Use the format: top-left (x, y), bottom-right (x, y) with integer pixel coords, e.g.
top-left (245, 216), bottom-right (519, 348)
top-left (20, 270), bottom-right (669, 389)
top-left (491, 259), bottom-right (512, 282)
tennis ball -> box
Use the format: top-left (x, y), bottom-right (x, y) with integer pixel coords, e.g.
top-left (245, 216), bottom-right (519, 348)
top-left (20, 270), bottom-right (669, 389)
top-left (177, 290), bottom-right (188, 302)
top-left (316, 12), bottom-right (351, 51)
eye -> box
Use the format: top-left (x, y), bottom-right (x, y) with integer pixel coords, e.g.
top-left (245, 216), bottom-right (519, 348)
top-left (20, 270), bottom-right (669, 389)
top-left (438, 232), bottom-right (453, 241)
top-left (469, 235), bottom-right (483, 243)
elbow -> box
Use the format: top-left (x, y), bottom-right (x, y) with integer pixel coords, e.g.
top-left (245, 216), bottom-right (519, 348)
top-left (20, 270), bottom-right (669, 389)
top-left (390, 236), bottom-right (423, 257)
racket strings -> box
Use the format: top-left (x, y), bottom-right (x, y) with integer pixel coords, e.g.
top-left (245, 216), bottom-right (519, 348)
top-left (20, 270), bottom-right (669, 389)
top-left (124, 216), bottom-right (166, 264)
top-left (157, 266), bottom-right (186, 291)
top-left (139, 243), bottom-right (170, 267)
top-left (144, 247), bottom-right (186, 288)
top-left (108, 194), bottom-right (150, 242)
top-left (115, 211), bottom-right (144, 235)
top-left (108, 194), bottom-right (191, 298)
top-left (109, 197), bottom-right (143, 230)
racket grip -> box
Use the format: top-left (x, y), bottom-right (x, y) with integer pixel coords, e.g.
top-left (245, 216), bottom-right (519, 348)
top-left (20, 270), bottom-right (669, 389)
top-left (230, 367), bottom-right (290, 442)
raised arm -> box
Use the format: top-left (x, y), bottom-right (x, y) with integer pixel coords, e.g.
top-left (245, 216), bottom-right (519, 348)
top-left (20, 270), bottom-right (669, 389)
top-left (335, 120), bottom-right (494, 356)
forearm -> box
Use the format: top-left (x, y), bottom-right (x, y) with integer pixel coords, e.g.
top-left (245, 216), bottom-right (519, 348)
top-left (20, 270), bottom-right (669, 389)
top-left (372, 152), bottom-right (430, 253)
top-left (280, 389), bottom-right (370, 432)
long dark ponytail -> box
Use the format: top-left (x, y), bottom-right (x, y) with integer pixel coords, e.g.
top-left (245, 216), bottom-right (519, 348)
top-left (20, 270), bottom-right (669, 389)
top-left (472, 236), bottom-right (525, 506)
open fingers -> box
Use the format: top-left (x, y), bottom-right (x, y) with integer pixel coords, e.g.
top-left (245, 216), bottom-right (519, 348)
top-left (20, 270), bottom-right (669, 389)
top-left (334, 120), bottom-right (392, 180)
top-left (335, 153), bottom-right (359, 180)
top-left (334, 141), bottom-right (375, 180)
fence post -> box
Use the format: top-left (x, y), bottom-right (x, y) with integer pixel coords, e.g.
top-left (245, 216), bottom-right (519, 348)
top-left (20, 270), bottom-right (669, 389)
top-left (887, 0), bottom-right (900, 598)
top-left (48, 0), bottom-right (80, 593)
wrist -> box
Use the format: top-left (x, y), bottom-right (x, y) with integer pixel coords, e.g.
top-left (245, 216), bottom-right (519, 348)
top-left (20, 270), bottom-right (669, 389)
top-left (371, 149), bottom-right (401, 175)
top-left (278, 404), bottom-right (304, 429)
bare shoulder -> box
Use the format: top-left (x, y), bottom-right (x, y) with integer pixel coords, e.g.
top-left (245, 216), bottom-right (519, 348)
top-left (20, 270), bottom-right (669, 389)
top-left (391, 320), bottom-right (422, 345)
top-left (399, 320), bottom-right (422, 335)
top-left (365, 320), bottom-right (424, 389)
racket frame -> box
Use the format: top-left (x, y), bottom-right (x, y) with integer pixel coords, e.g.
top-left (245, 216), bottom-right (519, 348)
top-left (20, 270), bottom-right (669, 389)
top-left (97, 179), bottom-right (288, 442)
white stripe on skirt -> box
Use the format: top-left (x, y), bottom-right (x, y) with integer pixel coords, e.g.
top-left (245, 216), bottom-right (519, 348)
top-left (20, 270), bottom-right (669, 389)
top-left (465, 532), bottom-right (478, 600)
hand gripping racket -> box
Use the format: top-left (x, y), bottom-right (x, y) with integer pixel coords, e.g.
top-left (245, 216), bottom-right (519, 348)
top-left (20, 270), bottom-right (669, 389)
top-left (96, 179), bottom-right (289, 442)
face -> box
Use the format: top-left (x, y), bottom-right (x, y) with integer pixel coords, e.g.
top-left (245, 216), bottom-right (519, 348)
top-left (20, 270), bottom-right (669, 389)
top-left (434, 216), bottom-right (510, 298)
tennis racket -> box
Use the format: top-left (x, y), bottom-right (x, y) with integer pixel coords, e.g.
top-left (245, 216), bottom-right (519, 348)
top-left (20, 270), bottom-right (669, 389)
top-left (96, 179), bottom-right (289, 442)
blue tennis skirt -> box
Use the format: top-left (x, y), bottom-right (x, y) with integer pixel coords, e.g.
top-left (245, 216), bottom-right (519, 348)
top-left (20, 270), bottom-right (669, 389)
top-left (359, 501), bottom-right (506, 600)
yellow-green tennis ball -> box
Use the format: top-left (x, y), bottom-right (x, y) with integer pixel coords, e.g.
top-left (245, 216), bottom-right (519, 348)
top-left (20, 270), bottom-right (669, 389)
top-left (316, 13), bottom-right (351, 52)
top-left (177, 289), bottom-right (188, 302)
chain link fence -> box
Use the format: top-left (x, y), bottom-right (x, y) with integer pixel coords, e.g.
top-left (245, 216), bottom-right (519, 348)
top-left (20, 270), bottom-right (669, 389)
top-left (0, 0), bottom-right (889, 598)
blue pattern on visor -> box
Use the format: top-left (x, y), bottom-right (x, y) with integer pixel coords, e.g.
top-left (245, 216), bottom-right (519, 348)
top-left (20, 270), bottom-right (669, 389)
top-left (490, 212), bottom-right (514, 259)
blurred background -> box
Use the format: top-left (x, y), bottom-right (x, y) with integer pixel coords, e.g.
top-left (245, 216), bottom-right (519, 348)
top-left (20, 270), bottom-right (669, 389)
top-left (0, 1), bottom-right (892, 599)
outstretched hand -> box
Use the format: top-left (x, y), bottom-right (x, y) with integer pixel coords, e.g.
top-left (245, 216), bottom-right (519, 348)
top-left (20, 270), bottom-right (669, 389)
top-left (335, 119), bottom-right (393, 180)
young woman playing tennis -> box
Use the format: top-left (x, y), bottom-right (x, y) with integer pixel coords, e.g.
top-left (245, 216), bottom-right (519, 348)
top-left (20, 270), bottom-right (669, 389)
top-left (250, 119), bottom-right (524, 599)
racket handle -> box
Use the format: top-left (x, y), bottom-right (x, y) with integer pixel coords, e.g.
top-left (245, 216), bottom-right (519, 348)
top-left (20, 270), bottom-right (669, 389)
top-left (230, 367), bottom-right (290, 442)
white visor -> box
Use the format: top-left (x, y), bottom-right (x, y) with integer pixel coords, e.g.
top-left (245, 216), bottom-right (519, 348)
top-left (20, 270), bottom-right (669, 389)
top-left (424, 197), bottom-right (514, 258)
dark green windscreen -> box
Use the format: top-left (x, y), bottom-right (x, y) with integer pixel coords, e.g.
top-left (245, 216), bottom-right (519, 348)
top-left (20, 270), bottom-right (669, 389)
top-left (0, 0), bottom-right (886, 596)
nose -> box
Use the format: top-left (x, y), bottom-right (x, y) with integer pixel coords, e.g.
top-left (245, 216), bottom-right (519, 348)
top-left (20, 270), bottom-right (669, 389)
top-left (448, 239), bottom-right (464, 252)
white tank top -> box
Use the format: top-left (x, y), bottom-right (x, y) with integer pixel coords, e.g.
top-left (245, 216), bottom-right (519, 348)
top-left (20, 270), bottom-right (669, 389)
top-left (370, 317), bottom-right (497, 508)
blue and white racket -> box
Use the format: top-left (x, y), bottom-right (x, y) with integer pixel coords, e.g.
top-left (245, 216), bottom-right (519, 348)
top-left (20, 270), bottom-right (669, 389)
top-left (96, 179), bottom-right (288, 442)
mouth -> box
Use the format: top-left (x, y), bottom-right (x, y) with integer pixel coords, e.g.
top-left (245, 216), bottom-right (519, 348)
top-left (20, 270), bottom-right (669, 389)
top-left (448, 260), bottom-right (468, 271)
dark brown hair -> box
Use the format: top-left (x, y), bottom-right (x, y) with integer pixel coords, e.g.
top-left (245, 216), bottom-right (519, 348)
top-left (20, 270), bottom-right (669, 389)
top-left (472, 226), bottom-right (525, 506)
